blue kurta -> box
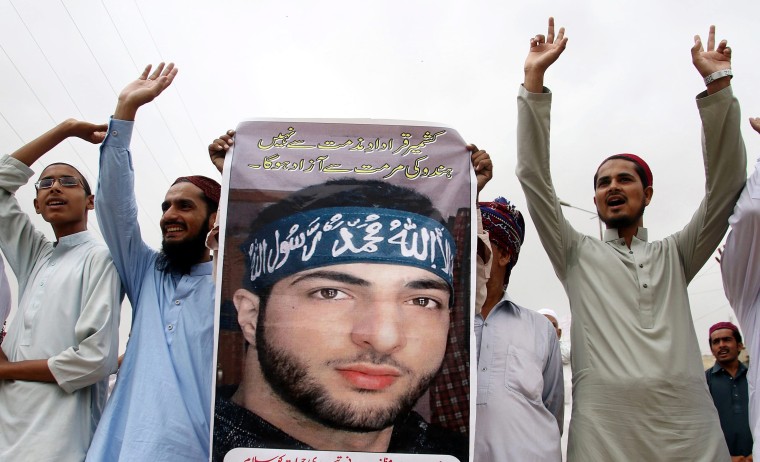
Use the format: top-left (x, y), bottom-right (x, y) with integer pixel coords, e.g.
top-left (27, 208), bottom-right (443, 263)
top-left (86, 119), bottom-right (215, 461)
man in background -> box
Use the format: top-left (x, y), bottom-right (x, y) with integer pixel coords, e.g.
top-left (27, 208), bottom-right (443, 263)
top-left (475, 197), bottom-right (564, 461)
top-left (705, 322), bottom-right (752, 461)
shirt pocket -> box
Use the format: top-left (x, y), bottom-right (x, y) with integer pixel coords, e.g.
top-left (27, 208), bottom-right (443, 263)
top-left (505, 344), bottom-right (543, 403)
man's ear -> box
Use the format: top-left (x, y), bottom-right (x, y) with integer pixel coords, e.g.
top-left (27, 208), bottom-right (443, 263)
top-left (234, 288), bottom-right (261, 345)
top-left (86, 194), bottom-right (95, 211)
top-left (497, 250), bottom-right (511, 269)
top-left (644, 186), bottom-right (653, 206)
top-left (208, 211), bottom-right (218, 229)
top-left (33, 197), bottom-right (41, 215)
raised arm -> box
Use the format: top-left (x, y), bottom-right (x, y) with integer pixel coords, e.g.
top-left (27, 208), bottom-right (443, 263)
top-left (1, 120), bottom-right (105, 286)
top-left (721, 118), bottom-right (760, 333)
top-left (10, 119), bottom-right (106, 168)
top-left (677, 26), bottom-right (746, 280)
top-left (516, 18), bottom-right (579, 281)
top-left (469, 145), bottom-right (493, 314)
top-left (96, 63), bottom-right (178, 300)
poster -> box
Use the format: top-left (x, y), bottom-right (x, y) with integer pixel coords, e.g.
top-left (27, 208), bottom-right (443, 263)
top-left (212, 121), bottom-right (473, 462)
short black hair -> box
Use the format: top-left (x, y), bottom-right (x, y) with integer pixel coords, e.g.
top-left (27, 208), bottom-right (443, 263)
top-left (593, 155), bottom-right (650, 190)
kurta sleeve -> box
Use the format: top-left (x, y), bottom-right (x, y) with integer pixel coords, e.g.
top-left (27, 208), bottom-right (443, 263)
top-left (675, 87), bottom-right (747, 282)
top-left (0, 254), bottom-right (10, 325)
top-left (721, 158), bottom-right (760, 330)
top-left (48, 248), bottom-right (121, 393)
top-left (515, 85), bottom-right (582, 281)
top-left (97, 119), bottom-right (155, 305)
top-left (542, 322), bottom-right (565, 434)
top-left (0, 155), bottom-right (51, 289)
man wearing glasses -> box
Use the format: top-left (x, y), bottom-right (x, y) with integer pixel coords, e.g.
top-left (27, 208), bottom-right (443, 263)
top-left (0, 119), bottom-right (121, 461)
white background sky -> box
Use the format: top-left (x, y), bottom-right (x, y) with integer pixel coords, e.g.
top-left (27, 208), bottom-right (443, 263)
top-left (1, 0), bottom-right (759, 355)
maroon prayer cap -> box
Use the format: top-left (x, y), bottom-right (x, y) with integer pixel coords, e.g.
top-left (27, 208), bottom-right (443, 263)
top-left (709, 321), bottom-right (740, 337)
top-left (172, 175), bottom-right (221, 207)
top-left (598, 153), bottom-right (653, 188)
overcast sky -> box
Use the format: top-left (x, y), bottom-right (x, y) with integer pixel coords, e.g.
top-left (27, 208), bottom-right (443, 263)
top-left (1, 0), bottom-right (759, 354)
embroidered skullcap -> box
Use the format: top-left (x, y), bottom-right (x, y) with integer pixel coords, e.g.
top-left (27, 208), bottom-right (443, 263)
top-left (599, 153), bottom-right (653, 187)
top-left (709, 321), bottom-right (740, 337)
top-left (173, 175), bottom-right (221, 207)
top-left (478, 197), bottom-right (525, 271)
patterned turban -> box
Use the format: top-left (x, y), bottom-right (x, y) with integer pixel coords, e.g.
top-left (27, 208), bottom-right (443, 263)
top-left (478, 197), bottom-right (525, 276)
top-left (173, 175), bottom-right (221, 208)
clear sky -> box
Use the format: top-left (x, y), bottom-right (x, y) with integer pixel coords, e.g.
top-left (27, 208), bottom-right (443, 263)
top-left (1, 0), bottom-right (759, 354)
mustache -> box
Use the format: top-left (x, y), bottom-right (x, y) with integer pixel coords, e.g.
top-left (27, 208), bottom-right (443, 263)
top-left (325, 351), bottom-right (412, 375)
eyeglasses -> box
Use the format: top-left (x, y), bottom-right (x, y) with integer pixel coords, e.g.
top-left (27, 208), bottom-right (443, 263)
top-left (34, 176), bottom-right (83, 190)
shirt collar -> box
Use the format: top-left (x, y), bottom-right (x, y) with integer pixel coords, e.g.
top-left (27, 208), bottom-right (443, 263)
top-left (602, 227), bottom-right (649, 243)
top-left (710, 361), bottom-right (748, 376)
top-left (55, 230), bottom-right (94, 248)
top-left (188, 260), bottom-right (213, 276)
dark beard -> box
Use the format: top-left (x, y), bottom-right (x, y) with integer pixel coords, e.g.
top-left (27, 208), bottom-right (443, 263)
top-left (600, 201), bottom-right (646, 230)
top-left (155, 221), bottom-right (210, 274)
top-left (255, 303), bottom-right (439, 432)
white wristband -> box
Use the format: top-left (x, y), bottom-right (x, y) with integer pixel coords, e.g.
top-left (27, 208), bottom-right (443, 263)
top-left (704, 69), bottom-right (733, 85)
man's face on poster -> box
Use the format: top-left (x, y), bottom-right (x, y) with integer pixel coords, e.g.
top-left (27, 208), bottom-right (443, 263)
top-left (234, 262), bottom-right (451, 432)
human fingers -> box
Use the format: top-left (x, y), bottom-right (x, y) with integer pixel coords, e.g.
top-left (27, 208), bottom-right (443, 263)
top-left (138, 64), bottom-right (151, 80)
top-left (535, 34), bottom-right (546, 44)
top-left (706, 25), bottom-right (715, 51)
top-left (691, 35), bottom-right (703, 58)
top-left (556, 26), bottom-right (565, 43)
top-left (466, 143), bottom-right (479, 153)
top-left (148, 62), bottom-right (166, 80)
top-left (547, 17), bottom-right (555, 44)
top-left (160, 62), bottom-right (176, 78)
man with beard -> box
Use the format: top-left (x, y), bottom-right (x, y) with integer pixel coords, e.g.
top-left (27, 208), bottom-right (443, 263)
top-left (86, 63), bottom-right (221, 461)
top-left (213, 179), bottom-right (467, 461)
top-left (515, 18), bottom-right (746, 460)
top-left (705, 322), bottom-right (753, 461)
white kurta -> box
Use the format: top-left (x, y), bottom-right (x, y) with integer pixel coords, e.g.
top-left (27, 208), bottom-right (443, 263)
top-left (721, 157), bottom-right (760, 460)
top-left (516, 85), bottom-right (746, 461)
top-left (0, 155), bottom-right (121, 461)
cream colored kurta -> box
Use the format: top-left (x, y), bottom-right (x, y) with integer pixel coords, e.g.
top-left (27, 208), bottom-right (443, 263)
top-left (516, 85), bottom-right (746, 461)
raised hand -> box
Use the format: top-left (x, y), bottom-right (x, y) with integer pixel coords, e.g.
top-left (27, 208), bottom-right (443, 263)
top-left (114, 62), bottom-right (178, 121)
top-left (65, 119), bottom-right (108, 144)
top-left (691, 26), bottom-right (731, 94)
top-left (208, 129), bottom-right (235, 173)
top-left (468, 144), bottom-right (493, 198)
top-left (524, 17), bottom-right (568, 93)
top-left (750, 117), bottom-right (760, 134)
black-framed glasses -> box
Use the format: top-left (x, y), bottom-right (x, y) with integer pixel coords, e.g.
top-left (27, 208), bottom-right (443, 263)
top-left (34, 176), bottom-right (83, 190)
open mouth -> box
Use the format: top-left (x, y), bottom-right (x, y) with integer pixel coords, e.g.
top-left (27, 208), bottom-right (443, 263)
top-left (46, 199), bottom-right (67, 207)
top-left (162, 223), bottom-right (186, 236)
top-left (606, 196), bottom-right (626, 207)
